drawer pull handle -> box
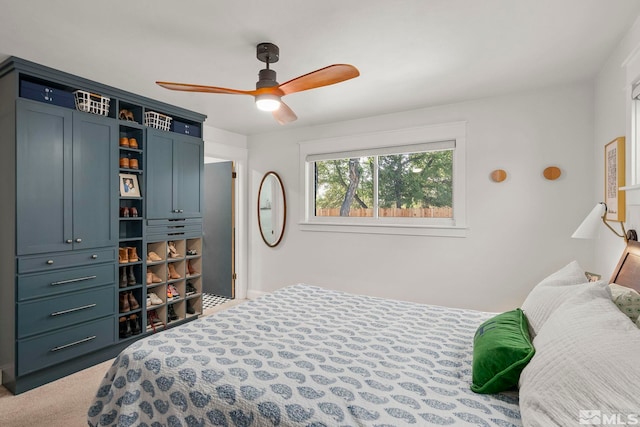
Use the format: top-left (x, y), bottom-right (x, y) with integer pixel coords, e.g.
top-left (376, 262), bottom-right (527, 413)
top-left (178, 209), bottom-right (184, 213)
top-left (50, 275), bottom-right (97, 286)
top-left (46, 260), bottom-right (54, 265)
top-left (91, 254), bottom-right (98, 259)
top-left (50, 303), bottom-right (97, 317)
top-left (75, 238), bottom-right (82, 243)
top-left (50, 336), bottom-right (96, 352)
top-left (66, 239), bottom-right (73, 244)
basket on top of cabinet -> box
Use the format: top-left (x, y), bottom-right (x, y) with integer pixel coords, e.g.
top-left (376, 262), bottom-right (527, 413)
top-left (73, 90), bottom-right (110, 116)
top-left (145, 111), bottom-right (172, 131)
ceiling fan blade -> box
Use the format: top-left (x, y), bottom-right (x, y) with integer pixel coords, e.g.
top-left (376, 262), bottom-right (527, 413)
top-left (278, 64), bottom-right (359, 96)
top-left (156, 81), bottom-right (257, 96)
top-left (273, 101), bottom-right (297, 124)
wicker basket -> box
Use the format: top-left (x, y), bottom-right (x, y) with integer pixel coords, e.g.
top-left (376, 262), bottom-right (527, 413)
top-left (144, 111), bottom-right (172, 131)
top-left (73, 90), bottom-right (110, 116)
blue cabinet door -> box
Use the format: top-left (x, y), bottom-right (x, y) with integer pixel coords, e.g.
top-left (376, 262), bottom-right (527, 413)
top-left (174, 135), bottom-right (203, 219)
top-left (16, 100), bottom-right (73, 255)
top-left (72, 112), bottom-right (118, 249)
top-left (146, 129), bottom-right (203, 219)
top-left (146, 129), bottom-right (175, 219)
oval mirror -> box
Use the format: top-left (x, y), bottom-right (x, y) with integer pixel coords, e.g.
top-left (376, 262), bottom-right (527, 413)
top-left (258, 171), bottom-right (286, 247)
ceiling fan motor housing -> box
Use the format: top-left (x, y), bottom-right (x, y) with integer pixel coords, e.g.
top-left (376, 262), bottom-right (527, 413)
top-left (257, 68), bottom-right (278, 89)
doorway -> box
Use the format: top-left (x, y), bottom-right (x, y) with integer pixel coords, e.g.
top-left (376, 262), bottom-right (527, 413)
top-left (202, 159), bottom-right (235, 308)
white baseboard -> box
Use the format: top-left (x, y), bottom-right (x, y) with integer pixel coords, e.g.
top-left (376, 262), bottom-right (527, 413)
top-left (246, 289), bottom-right (268, 300)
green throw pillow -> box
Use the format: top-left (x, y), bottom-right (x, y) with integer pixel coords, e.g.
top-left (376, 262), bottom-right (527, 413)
top-left (471, 308), bottom-right (535, 394)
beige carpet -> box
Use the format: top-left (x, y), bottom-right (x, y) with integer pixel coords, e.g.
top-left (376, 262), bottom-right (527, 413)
top-left (0, 299), bottom-right (246, 427)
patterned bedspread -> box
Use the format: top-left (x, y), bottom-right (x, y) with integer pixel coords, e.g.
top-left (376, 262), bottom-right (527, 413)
top-left (88, 285), bottom-right (521, 426)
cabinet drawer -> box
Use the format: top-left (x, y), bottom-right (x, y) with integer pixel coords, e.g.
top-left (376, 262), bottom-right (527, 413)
top-left (17, 247), bottom-right (116, 274)
top-left (146, 219), bottom-right (202, 240)
top-left (17, 316), bottom-right (115, 376)
top-left (17, 286), bottom-right (115, 338)
top-left (17, 263), bottom-right (116, 301)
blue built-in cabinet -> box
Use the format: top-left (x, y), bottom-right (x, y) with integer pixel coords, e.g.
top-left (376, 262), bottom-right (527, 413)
top-left (0, 56), bottom-right (206, 394)
top-left (16, 100), bottom-right (118, 255)
top-left (146, 129), bottom-right (204, 220)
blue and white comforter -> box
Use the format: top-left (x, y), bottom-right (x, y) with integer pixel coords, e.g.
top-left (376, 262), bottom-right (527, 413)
top-left (88, 284), bottom-right (521, 426)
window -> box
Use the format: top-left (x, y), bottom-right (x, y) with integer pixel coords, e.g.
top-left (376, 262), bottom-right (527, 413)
top-left (299, 122), bottom-right (467, 237)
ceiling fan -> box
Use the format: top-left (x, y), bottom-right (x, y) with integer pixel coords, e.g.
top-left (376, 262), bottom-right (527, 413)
top-left (156, 42), bottom-right (360, 124)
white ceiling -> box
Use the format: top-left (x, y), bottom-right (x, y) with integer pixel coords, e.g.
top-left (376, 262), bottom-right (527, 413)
top-left (2, 0), bottom-right (640, 136)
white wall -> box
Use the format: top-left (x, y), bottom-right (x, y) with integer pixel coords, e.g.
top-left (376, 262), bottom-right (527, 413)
top-left (248, 83), bottom-right (596, 312)
top-left (593, 17), bottom-right (640, 279)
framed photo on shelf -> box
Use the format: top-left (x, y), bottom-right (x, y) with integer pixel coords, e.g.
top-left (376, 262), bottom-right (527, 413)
top-left (119, 173), bottom-right (140, 197)
top-left (604, 137), bottom-right (625, 222)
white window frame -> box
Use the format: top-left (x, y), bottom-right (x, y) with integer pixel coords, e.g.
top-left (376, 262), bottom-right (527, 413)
top-left (299, 121), bottom-right (467, 237)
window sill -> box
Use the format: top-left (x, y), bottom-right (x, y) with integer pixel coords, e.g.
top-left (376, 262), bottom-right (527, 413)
top-left (299, 221), bottom-right (468, 237)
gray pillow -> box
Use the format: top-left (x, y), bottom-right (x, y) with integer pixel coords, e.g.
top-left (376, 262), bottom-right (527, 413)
top-left (519, 281), bottom-right (640, 426)
top-left (520, 261), bottom-right (589, 338)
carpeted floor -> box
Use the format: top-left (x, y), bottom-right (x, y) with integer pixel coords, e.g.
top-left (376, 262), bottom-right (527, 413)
top-left (0, 298), bottom-right (246, 427)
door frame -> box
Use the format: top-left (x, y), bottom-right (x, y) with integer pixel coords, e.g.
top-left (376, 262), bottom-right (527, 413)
top-left (203, 133), bottom-right (248, 300)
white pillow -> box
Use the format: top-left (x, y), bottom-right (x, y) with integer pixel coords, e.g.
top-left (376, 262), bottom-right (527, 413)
top-left (520, 261), bottom-right (589, 337)
top-left (519, 281), bottom-right (640, 426)
top-left (609, 283), bottom-right (640, 322)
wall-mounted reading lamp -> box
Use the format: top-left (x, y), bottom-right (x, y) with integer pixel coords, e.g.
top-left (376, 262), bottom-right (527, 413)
top-left (572, 202), bottom-right (637, 242)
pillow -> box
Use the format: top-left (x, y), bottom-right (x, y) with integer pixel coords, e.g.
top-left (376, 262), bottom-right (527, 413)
top-left (470, 308), bottom-right (535, 394)
top-left (519, 281), bottom-right (640, 426)
top-left (609, 283), bottom-right (640, 322)
top-left (520, 261), bottom-right (590, 338)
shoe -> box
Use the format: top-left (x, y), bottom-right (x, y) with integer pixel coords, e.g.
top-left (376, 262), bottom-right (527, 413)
top-left (168, 305), bottom-right (178, 321)
top-left (185, 282), bottom-right (196, 296)
top-left (168, 263), bottom-right (181, 279)
top-left (187, 260), bottom-right (198, 276)
top-left (130, 207), bottom-right (138, 217)
top-left (186, 249), bottom-right (197, 256)
top-left (129, 158), bottom-right (139, 169)
top-left (128, 292), bottom-right (140, 310)
top-left (148, 292), bottom-right (163, 306)
top-left (119, 267), bottom-right (128, 288)
top-left (128, 137), bottom-right (138, 148)
top-left (147, 309), bottom-right (164, 333)
top-left (127, 265), bottom-right (136, 285)
top-left (119, 136), bottom-right (130, 147)
top-left (127, 247), bottom-right (140, 262)
top-left (120, 207), bottom-right (130, 218)
top-left (167, 286), bottom-right (173, 299)
top-left (146, 271), bottom-right (153, 284)
top-left (186, 300), bottom-right (196, 315)
top-left (119, 157), bottom-right (130, 169)
top-left (168, 241), bottom-right (180, 258)
top-left (119, 292), bottom-right (130, 312)
top-left (119, 316), bottom-right (132, 338)
top-left (147, 251), bottom-right (162, 262)
top-left (152, 271), bottom-right (163, 283)
top-left (129, 314), bottom-right (141, 335)
top-left (168, 284), bottom-right (180, 299)
top-left (119, 247), bottom-right (128, 264)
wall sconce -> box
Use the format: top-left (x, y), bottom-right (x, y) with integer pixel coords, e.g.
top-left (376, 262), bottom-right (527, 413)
top-left (572, 202), bottom-right (637, 242)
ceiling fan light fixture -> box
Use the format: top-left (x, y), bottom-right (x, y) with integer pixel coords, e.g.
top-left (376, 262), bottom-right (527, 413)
top-left (255, 94), bottom-right (281, 112)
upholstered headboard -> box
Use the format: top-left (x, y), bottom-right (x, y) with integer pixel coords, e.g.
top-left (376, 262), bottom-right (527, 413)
top-left (609, 240), bottom-right (640, 293)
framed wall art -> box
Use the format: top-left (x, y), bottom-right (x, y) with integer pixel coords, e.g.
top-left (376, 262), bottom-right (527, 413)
top-left (604, 137), bottom-right (625, 222)
top-left (119, 173), bottom-right (140, 197)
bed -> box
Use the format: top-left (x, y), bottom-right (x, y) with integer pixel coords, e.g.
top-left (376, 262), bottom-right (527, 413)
top-left (88, 243), bottom-right (640, 427)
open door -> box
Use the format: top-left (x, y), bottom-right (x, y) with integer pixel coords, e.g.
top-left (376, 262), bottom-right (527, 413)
top-left (203, 161), bottom-right (234, 298)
